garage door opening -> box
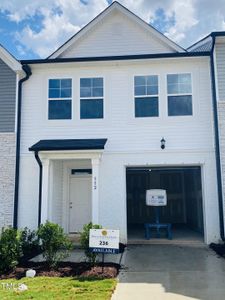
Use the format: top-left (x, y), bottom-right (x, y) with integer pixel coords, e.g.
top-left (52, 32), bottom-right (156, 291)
top-left (126, 166), bottom-right (204, 243)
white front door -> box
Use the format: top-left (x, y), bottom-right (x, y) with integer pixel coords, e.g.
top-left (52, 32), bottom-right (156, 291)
top-left (69, 175), bottom-right (92, 233)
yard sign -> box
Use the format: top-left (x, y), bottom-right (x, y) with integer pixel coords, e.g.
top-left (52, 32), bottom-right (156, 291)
top-left (89, 229), bottom-right (119, 254)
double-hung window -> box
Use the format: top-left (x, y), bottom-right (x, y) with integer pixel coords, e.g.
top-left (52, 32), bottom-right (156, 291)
top-left (80, 77), bottom-right (103, 119)
top-left (167, 73), bottom-right (192, 116)
top-left (48, 78), bottom-right (72, 119)
top-left (134, 75), bottom-right (159, 117)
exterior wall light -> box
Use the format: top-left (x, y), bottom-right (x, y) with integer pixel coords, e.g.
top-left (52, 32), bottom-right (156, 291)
top-left (161, 138), bottom-right (165, 149)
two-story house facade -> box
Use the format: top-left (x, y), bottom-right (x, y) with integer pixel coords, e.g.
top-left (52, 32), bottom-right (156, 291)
top-left (15, 2), bottom-right (221, 244)
top-left (0, 45), bottom-right (21, 229)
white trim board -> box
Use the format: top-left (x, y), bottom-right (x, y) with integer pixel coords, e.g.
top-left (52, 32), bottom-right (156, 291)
top-left (0, 45), bottom-right (22, 71)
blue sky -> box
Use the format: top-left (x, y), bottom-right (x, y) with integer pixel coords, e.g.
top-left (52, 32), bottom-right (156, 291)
top-left (0, 0), bottom-right (225, 60)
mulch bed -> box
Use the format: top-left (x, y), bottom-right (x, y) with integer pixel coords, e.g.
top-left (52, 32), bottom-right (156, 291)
top-left (210, 243), bottom-right (225, 258)
top-left (0, 261), bottom-right (120, 280)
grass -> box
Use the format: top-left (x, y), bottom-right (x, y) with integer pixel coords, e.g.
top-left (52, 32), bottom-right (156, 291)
top-left (0, 277), bottom-right (117, 300)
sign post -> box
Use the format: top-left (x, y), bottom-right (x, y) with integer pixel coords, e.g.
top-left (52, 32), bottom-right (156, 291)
top-left (144, 189), bottom-right (172, 239)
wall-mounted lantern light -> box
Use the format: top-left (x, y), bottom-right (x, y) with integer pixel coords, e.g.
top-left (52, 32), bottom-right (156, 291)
top-left (161, 137), bottom-right (165, 149)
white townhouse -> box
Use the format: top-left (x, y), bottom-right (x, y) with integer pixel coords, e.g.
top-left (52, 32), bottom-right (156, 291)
top-left (15, 2), bottom-right (221, 244)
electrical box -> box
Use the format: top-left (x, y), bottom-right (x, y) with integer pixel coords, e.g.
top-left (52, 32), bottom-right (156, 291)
top-left (146, 189), bottom-right (167, 206)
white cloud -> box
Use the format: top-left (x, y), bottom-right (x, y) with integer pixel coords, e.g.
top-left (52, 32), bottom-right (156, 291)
top-left (164, 0), bottom-right (198, 42)
top-left (0, 0), bottom-right (225, 57)
top-left (117, 0), bottom-right (225, 45)
top-left (0, 0), bottom-right (108, 57)
top-left (17, 12), bottom-right (80, 57)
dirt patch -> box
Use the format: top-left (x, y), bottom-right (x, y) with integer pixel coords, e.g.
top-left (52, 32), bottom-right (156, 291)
top-left (81, 266), bottom-right (118, 278)
top-left (0, 262), bottom-right (120, 280)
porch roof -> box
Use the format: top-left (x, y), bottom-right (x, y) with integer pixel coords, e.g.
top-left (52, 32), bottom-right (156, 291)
top-left (29, 138), bottom-right (107, 152)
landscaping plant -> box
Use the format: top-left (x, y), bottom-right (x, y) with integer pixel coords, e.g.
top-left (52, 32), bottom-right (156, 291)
top-left (0, 227), bottom-right (22, 274)
top-left (80, 222), bottom-right (102, 265)
top-left (37, 221), bottom-right (73, 268)
top-left (19, 227), bottom-right (40, 263)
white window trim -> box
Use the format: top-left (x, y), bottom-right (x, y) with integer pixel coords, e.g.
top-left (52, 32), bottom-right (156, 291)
top-left (47, 77), bottom-right (73, 121)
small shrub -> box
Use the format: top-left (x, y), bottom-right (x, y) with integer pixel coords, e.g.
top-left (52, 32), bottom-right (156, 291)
top-left (19, 227), bottom-right (40, 263)
top-left (0, 227), bottom-right (22, 274)
top-left (37, 221), bottom-right (73, 268)
top-left (80, 222), bottom-right (102, 265)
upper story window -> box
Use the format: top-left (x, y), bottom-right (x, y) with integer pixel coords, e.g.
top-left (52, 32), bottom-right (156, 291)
top-left (134, 75), bottom-right (159, 117)
top-left (80, 77), bottom-right (103, 119)
top-left (48, 78), bottom-right (72, 120)
top-left (167, 74), bottom-right (192, 116)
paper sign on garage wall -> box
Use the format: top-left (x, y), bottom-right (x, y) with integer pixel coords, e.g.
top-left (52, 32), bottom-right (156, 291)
top-left (146, 189), bottom-right (167, 206)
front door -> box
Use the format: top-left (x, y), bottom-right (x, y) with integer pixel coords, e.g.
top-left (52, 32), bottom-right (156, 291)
top-left (69, 175), bottom-right (92, 233)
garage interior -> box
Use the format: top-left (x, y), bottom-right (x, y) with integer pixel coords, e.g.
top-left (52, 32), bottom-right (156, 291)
top-left (126, 166), bottom-right (204, 243)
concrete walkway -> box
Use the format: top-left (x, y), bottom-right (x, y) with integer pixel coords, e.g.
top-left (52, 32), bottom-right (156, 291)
top-left (112, 244), bottom-right (225, 300)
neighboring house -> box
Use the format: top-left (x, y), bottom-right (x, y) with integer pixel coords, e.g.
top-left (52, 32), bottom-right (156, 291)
top-left (0, 45), bottom-right (21, 229)
top-left (188, 33), bottom-right (225, 242)
top-left (15, 2), bottom-right (221, 244)
top-left (213, 34), bottom-right (225, 239)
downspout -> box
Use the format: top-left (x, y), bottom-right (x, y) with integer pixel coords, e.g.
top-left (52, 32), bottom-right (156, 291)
top-left (13, 64), bottom-right (32, 228)
top-left (210, 35), bottom-right (225, 241)
top-left (34, 151), bottom-right (42, 226)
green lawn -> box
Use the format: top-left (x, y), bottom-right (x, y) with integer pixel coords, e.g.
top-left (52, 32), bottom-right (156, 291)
top-left (0, 277), bottom-right (117, 300)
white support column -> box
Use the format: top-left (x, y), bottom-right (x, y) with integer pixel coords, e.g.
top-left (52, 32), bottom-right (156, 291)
top-left (91, 158), bottom-right (100, 224)
top-left (41, 158), bottom-right (50, 224)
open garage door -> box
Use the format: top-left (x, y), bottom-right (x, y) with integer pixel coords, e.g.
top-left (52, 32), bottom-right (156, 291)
top-left (126, 166), bottom-right (204, 242)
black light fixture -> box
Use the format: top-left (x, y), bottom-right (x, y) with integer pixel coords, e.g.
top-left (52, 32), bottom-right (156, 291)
top-left (161, 137), bottom-right (165, 149)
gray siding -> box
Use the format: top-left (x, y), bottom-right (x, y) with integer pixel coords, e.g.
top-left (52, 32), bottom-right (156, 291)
top-left (0, 58), bottom-right (16, 132)
top-left (216, 43), bottom-right (225, 101)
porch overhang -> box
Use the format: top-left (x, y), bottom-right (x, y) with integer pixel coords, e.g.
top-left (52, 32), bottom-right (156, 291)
top-left (29, 138), bottom-right (107, 152)
top-left (29, 138), bottom-right (107, 228)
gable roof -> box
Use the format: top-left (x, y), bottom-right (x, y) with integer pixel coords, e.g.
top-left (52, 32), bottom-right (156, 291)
top-left (0, 44), bottom-right (21, 71)
top-left (48, 1), bottom-right (185, 59)
top-left (187, 31), bottom-right (225, 53)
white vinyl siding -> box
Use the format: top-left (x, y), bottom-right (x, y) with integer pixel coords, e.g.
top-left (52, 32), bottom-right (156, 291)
top-left (60, 12), bottom-right (176, 58)
top-left (20, 59), bottom-right (213, 153)
top-left (18, 58), bottom-right (220, 243)
top-left (215, 43), bottom-right (225, 101)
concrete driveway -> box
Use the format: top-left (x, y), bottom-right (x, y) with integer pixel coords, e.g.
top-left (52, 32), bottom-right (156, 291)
top-left (112, 244), bottom-right (225, 300)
